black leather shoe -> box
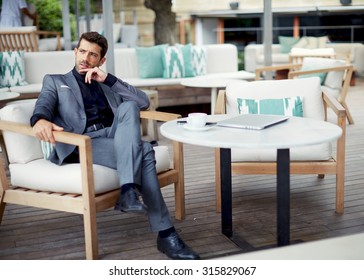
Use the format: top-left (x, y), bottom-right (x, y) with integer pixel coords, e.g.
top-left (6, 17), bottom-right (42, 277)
top-left (114, 186), bottom-right (147, 214)
top-left (157, 231), bottom-right (200, 260)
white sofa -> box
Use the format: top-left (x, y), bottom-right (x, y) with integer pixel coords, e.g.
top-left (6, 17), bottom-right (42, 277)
top-left (1, 44), bottom-right (255, 95)
top-left (244, 42), bottom-right (364, 76)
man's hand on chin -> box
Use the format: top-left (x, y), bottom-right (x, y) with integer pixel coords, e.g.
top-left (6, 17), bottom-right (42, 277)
top-left (80, 67), bottom-right (107, 84)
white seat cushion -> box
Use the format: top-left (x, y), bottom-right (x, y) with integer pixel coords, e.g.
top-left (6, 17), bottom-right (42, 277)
top-left (0, 100), bottom-right (172, 194)
top-left (224, 77), bottom-right (332, 161)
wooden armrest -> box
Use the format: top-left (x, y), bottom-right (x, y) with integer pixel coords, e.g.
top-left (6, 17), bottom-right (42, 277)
top-left (0, 120), bottom-right (89, 146)
top-left (289, 65), bottom-right (354, 79)
top-left (322, 92), bottom-right (346, 120)
top-left (0, 120), bottom-right (94, 198)
top-left (140, 110), bottom-right (181, 122)
top-left (214, 90), bottom-right (226, 114)
top-left (255, 63), bottom-right (301, 80)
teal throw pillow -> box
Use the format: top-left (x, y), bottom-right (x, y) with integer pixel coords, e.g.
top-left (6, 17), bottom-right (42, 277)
top-left (237, 96), bottom-right (303, 117)
top-left (135, 45), bottom-right (167, 78)
top-left (191, 45), bottom-right (207, 76)
top-left (161, 45), bottom-right (185, 78)
top-left (177, 44), bottom-right (195, 77)
top-left (298, 66), bottom-right (328, 85)
top-left (278, 36), bottom-right (300, 54)
top-left (0, 51), bottom-right (28, 87)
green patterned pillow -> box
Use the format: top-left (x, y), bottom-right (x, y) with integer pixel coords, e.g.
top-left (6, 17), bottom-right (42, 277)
top-left (237, 96), bottom-right (303, 117)
top-left (0, 51), bottom-right (28, 87)
top-left (191, 45), bottom-right (207, 76)
top-left (161, 45), bottom-right (185, 78)
top-left (177, 44), bottom-right (195, 77)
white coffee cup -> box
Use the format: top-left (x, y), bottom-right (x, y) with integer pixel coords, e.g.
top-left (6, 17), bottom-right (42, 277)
top-left (187, 112), bottom-right (207, 128)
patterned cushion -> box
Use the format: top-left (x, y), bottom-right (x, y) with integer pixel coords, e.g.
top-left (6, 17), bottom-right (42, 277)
top-left (0, 51), bottom-right (28, 87)
top-left (178, 44), bottom-right (195, 77)
top-left (191, 46), bottom-right (207, 76)
top-left (161, 45), bottom-right (185, 78)
top-left (237, 96), bottom-right (303, 117)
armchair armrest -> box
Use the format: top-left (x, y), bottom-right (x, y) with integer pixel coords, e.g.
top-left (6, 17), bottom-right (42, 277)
top-left (140, 110), bottom-right (181, 122)
top-left (322, 92), bottom-right (346, 120)
top-left (255, 63), bottom-right (301, 80)
top-left (214, 90), bottom-right (227, 114)
top-left (0, 120), bottom-right (95, 200)
top-left (288, 65), bottom-right (353, 79)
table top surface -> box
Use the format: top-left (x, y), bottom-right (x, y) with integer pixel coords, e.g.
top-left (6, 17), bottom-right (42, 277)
top-left (181, 78), bottom-right (246, 88)
top-left (0, 91), bottom-right (20, 101)
top-left (160, 114), bottom-right (342, 150)
top-left (181, 71), bottom-right (254, 88)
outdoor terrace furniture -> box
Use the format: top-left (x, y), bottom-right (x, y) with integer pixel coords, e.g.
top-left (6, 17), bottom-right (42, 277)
top-left (0, 26), bottom-right (62, 52)
top-left (0, 44), bottom-right (255, 98)
top-left (244, 42), bottom-right (364, 76)
top-left (255, 57), bottom-right (354, 124)
top-left (214, 77), bottom-right (347, 215)
top-left (0, 99), bottom-right (185, 259)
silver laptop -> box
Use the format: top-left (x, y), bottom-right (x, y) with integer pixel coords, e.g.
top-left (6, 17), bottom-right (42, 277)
top-left (217, 114), bottom-right (289, 130)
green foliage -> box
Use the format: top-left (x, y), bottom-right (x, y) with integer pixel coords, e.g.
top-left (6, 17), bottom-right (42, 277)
top-left (28, 0), bottom-right (77, 40)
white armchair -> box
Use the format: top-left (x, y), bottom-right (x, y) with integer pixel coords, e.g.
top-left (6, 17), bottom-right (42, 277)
top-left (214, 77), bottom-right (346, 214)
top-left (0, 99), bottom-right (185, 259)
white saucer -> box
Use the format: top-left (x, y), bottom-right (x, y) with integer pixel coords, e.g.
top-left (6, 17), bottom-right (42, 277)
top-left (183, 124), bottom-right (213, 132)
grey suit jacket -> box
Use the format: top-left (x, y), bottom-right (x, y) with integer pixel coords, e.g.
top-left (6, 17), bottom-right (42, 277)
top-left (32, 71), bottom-right (150, 165)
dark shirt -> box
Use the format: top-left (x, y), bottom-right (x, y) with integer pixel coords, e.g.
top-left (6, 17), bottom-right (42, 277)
top-left (72, 68), bottom-right (115, 131)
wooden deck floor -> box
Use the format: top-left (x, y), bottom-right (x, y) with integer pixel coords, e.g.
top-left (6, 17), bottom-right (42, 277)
top-left (0, 77), bottom-right (363, 260)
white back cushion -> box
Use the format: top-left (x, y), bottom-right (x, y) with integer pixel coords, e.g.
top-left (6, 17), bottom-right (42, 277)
top-left (23, 51), bottom-right (75, 84)
top-left (0, 99), bottom-right (43, 163)
top-left (205, 44), bottom-right (238, 74)
top-left (225, 77), bottom-right (324, 120)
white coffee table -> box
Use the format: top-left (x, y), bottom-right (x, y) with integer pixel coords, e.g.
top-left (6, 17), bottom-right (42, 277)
top-left (160, 114), bottom-right (342, 247)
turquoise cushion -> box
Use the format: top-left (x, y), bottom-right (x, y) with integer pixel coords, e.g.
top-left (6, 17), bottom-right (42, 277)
top-left (298, 66), bottom-right (328, 85)
top-left (161, 45), bottom-right (185, 78)
top-left (135, 45), bottom-right (167, 78)
top-left (191, 45), bottom-right (207, 76)
top-left (237, 96), bottom-right (303, 117)
top-left (0, 51), bottom-right (28, 87)
top-left (278, 36), bottom-right (300, 53)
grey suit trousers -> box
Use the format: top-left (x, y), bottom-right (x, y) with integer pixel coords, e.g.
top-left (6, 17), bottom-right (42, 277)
top-left (85, 101), bottom-right (173, 232)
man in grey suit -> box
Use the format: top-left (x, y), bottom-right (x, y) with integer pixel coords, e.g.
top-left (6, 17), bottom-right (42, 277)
top-left (31, 32), bottom-right (199, 260)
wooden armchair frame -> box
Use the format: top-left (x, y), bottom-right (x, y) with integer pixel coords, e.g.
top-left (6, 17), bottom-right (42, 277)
top-left (214, 88), bottom-right (347, 215)
top-left (0, 28), bottom-right (61, 52)
top-left (0, 110), bottom-right (184, 260)
top-left (255, 63), bottom-right (354, 124)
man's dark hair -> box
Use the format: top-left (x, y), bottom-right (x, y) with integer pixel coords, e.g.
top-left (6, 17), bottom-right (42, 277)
top-left (77, 32), bottom-right (108, 58)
